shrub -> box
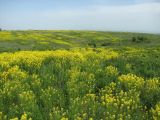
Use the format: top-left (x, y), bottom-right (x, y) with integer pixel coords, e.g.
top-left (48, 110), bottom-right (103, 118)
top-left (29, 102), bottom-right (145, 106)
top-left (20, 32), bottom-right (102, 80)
top-left (140, 78), bottom-right (160, 110)
top-left (88, 43), bottom-right (96, 48)
top-left (0, 48), bottom-right (159, 119)
top-left (151, 102), bottom-right (160, 120)
top-left (132, 37), bottom-right (136, 42)
top-left (131, 36), bottom-right (148, 43)
top-left (118, 74), bottom-right (144, 92)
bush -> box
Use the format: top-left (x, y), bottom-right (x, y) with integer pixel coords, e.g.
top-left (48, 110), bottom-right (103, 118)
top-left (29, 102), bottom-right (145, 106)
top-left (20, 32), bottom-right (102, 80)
top-left (132, 37), bottom-right (136, 42)
top-left (132, 36), bottom-right (148, 43)
top-left (101, 42), bottom-right (112, 46)
top-left (0, 48), bottom-right (160, 119)
top-left (88, 43), bottom-right (96, 48)
top-left (140, 78), bottom-right (160, 110)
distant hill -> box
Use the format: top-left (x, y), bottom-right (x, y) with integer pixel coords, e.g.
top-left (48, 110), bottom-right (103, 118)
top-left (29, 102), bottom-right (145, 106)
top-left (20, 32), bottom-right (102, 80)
top-left (0, 30), bottom-right (160, 52)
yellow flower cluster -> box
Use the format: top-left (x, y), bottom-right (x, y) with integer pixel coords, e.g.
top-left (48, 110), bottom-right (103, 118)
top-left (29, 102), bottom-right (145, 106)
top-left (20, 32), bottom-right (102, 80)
top-left (10, 113), bottom-right (32, 120)
top-left (105, 65), bottom-right (119, 76)
top-left (0, 47), bottom-right (159, 119)
top-left (151, 102), bottom-right (160, 120)
top-left (118, 74), bottom-right (144, 91)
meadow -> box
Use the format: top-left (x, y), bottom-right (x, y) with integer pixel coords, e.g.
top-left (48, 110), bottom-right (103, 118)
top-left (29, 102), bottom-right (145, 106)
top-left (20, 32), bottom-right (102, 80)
top-left (0, 30), bottom-right (160, 120)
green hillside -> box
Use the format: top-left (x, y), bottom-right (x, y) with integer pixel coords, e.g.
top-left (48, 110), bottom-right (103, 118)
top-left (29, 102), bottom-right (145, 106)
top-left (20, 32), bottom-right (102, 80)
top-left (0, 30), bottom-right (160, 52)
top-left (0, 30), bottom-right (160, 120)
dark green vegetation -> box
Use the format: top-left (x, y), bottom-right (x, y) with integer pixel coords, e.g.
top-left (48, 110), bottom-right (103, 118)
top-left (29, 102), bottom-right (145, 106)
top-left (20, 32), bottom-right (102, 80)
top-left (0, 30), bottom-right (160, 120)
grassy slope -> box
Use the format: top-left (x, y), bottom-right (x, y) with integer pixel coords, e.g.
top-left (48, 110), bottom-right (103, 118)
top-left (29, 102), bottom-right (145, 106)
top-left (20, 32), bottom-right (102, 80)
top-left (0, 30), bottom-right (160, 52)
top-left (0, 30), bottom-right (160, 119)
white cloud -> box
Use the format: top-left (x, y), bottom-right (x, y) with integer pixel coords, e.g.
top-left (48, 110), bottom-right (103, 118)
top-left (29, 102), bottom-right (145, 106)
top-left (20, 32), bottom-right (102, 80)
top-left (135, 0), bottom-right (160, 3)
top-left (37, 2), bottom-right (160, 33)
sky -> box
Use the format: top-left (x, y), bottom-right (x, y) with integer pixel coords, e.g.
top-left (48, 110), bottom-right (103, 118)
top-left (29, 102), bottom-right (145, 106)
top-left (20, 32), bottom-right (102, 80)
top-left (0, 0), bottom-right (160, 33)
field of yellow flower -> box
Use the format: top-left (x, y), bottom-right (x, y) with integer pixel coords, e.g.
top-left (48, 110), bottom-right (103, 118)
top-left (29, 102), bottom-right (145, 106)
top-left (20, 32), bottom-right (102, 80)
top-left (0, 31), bottom-right (160, 120)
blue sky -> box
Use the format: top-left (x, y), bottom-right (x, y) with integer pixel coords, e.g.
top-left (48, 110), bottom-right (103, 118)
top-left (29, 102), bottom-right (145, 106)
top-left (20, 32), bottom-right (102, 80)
top-left (0, 0), bottom-right (160, 33)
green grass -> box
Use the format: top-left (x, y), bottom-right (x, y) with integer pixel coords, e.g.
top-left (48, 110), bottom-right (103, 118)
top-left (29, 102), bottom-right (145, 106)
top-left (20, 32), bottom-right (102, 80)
top-left (0, 30), bottom-right (160, 120)
top-left (0, 30), bottom-right (160, 52)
